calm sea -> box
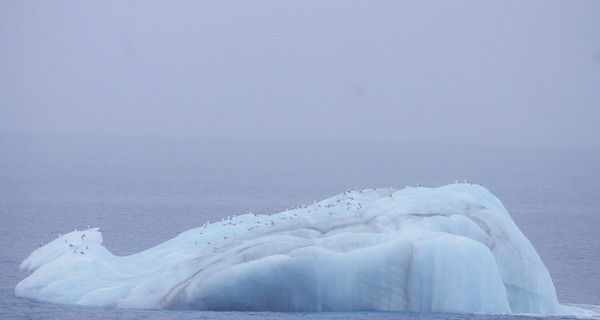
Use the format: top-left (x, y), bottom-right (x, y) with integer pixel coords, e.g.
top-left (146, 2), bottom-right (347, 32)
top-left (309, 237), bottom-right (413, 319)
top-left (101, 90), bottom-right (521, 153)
top-left (1, 134), bottom-right (598, 319)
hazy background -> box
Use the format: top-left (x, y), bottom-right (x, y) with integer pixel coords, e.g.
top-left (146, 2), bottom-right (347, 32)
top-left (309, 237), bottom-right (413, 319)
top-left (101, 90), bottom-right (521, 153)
top-left (2, 2), bottom-right (600, 314)
top-left (1, 1), bottom-right (599, 146)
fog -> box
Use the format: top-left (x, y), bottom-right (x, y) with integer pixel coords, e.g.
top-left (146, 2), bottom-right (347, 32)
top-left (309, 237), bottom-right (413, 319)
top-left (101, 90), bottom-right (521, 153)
top-left (1, 1), bottom-right (599, 146)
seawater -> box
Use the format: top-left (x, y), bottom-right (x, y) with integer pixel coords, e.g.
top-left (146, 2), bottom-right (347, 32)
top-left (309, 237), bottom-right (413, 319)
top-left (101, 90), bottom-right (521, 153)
top-left (1, 134), bottom-right (599, 320)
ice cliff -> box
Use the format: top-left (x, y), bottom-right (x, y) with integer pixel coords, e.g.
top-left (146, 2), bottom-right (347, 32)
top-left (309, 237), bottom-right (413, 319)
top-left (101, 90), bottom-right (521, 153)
top-left (15, 184), bottom-right (574, 314)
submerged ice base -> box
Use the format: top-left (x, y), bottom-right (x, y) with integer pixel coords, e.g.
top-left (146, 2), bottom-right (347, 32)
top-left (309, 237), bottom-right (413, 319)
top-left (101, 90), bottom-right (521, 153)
top-left (16, 184), bottom-right (576, 314)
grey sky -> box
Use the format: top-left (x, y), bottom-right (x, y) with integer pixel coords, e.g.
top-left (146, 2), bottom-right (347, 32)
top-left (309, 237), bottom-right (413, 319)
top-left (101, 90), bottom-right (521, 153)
top-left (1, 1), bottom-right (599, 146)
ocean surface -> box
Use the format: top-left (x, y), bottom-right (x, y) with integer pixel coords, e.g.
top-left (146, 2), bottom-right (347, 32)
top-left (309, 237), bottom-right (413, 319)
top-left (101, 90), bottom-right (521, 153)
top-left (1, 134), bottom-right (599, 319)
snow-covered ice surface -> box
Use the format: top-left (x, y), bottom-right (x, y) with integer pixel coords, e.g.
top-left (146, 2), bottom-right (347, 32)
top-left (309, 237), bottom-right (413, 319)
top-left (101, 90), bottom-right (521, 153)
top-left (14, 184), bottom-right (589, 315)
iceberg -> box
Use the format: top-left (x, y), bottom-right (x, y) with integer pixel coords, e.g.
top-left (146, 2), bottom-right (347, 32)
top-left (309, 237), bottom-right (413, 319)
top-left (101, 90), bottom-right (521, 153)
top-left (15, 184), bottom-right (576, 314)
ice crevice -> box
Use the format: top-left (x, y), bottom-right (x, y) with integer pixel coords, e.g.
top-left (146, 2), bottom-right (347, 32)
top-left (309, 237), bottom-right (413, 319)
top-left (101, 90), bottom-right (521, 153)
top-left (15, 184), bottom-right (585, 314)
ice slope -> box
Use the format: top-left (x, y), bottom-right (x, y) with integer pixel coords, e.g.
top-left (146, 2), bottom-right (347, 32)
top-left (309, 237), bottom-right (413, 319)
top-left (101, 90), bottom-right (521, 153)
top-left (15, 184), bottom-right (576, 314)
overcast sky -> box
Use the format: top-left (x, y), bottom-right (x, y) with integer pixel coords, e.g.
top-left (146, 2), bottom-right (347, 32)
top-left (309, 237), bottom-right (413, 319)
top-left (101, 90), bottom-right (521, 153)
top-left (1, 1), bottom-right (599, 146)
